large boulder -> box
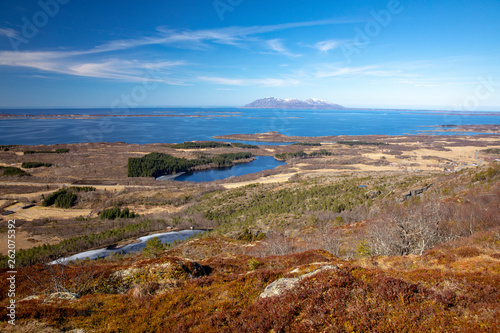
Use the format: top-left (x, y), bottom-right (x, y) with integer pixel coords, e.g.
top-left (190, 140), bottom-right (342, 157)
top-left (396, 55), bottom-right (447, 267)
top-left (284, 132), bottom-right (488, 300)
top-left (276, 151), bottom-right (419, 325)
top-left (22, 292), bottom-right (80, 303)
top-left (110, 256), bottom-right (206, 293)
top-left (260, 265), bottom-right (338, 298)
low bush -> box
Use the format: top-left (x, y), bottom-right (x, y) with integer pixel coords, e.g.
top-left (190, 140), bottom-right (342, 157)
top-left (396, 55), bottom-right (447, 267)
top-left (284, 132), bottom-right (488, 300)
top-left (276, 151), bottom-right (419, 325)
top-left (21, 162), bottom-right (52, 168)
top-left (1, 166), bottom-right (29, 176)
top-left (100, 207), bottom-right (137, 220)
top-left (24, 148), bottom-right (69, 154)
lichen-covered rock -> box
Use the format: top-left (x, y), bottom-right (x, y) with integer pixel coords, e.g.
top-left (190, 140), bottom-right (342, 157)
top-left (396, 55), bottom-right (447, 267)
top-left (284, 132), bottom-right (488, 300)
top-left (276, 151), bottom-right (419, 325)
top-left (47, 292), bottom-right (80, 301)
top-left (21, 292), bottom-right (80, 303)
top-left (260, 265), bottom-right (338, 298)
top-left (109, 256), bottom-right (206, 293)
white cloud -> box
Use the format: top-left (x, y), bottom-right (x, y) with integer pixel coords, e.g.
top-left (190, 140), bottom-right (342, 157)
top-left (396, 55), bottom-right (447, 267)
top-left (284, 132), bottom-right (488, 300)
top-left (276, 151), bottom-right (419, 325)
top-left (0, 18), bottom-right (359, 83)
top-left (0, 50), bottom-right (187, 84)
top-left (197, 76), bottom-right (300, 87)
top-left (254, 78), bottom-right (300, 87)
top-left (313, 65), bottom-right (377, 78)
top-left (0, 28), bottom-right (19, 38)
top-left (88, 18), bottom-right (358, 54)
top-left (266, 39), bottom-right (301, 57)
top-left (198, 76), bottom-right (244, 86)
top-left (315, 40), bottom-right (341, 52)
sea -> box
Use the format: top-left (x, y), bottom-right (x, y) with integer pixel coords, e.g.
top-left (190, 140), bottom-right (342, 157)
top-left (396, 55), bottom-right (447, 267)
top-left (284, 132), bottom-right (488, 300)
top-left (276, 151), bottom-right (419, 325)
top-left (1, 108), bottom-right (499, 146)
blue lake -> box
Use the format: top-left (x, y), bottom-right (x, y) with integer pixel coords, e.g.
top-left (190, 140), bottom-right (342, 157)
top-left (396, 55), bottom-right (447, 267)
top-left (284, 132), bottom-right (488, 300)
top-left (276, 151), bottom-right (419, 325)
top-left (0, 108), bottom-right (499, 145)
top-left (170, 156), bottom-right (286, 182)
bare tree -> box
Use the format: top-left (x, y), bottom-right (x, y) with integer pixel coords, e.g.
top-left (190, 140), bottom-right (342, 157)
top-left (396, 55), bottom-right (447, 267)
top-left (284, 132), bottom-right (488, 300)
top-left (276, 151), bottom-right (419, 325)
top-left (263, 232), bottom-right (294, 256)
top-left (22, 260), bottom-right (105, 296)
top-left (319, 225), bottom-right (343, 256)
top-left (368, 202), bottom-right (441, 256)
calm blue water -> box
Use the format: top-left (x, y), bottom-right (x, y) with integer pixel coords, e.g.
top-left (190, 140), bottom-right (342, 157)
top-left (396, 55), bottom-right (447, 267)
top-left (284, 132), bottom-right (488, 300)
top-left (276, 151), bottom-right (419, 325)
top-left (0, 108), bottom-right (499, 145)
top-left (172, 156), bottom-right (286, 182)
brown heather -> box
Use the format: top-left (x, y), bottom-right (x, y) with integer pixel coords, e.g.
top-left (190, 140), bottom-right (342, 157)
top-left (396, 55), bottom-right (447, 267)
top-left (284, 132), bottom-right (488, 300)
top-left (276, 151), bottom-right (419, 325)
top-left (1, 145), bottom-right (500, 332)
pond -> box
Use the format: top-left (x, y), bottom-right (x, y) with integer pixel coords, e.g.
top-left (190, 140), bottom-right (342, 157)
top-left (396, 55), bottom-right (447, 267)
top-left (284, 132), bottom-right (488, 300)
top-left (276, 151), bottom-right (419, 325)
top-left (170, 156), bottom-right (286, 182)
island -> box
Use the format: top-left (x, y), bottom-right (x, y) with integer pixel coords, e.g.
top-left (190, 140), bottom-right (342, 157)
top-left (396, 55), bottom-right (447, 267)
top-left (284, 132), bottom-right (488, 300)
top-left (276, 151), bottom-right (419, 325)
top-left (243, 97), bottom-right (345, 109)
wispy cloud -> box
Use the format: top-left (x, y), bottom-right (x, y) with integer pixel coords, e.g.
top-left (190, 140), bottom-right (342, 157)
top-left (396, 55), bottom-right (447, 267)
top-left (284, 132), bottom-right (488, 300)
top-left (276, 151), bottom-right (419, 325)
top-left (309, 63), bottom-right (420, 80)
top-left (0, 18), bottom-right (359, 84)
top-left (266, 39), bottom-right (301, 57)
top-left (197, 76), bottom-right (300, 87)
top-left (313, 65), bottom-right (378, 78)
top-left (314, 40), bottom-right (341, 52)
top-left (255, 77), bottom-right (300, 87)
top-left (198, 76), bottom-right (244, 86)
top-left (0, 28), bottom-right (18, 38)
top-left (88, 18), bottom-right (358, 54)
top-left (0, 50), bottom-right (188, 84)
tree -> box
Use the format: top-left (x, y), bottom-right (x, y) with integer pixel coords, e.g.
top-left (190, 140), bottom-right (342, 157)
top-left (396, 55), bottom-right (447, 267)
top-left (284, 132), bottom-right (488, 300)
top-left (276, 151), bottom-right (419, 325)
top-left (368, 202), bottom-right (441, 256)
top-left (142, 237), bottom-right (164, 258)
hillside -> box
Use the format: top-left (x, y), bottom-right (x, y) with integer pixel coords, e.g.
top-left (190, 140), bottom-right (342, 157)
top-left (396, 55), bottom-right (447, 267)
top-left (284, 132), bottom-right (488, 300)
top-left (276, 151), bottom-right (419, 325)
top-left (1, 140), bottom-right (500, 332)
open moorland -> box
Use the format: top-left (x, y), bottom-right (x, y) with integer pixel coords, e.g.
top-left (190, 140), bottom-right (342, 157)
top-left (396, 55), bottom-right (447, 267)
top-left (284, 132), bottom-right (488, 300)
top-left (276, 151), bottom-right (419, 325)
top-left (1, 133), bottom-right (500, 332)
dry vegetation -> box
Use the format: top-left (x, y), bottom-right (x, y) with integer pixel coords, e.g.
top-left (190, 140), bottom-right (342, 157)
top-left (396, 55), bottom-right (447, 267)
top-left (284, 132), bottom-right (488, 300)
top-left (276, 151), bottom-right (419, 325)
top-left (1, 138), bottom-right (500, 331)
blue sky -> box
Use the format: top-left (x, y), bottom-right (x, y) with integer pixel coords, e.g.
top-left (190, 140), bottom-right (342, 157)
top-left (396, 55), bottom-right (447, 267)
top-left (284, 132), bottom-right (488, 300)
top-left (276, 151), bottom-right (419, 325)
top-left (0, 0), bottom-right (499, 109)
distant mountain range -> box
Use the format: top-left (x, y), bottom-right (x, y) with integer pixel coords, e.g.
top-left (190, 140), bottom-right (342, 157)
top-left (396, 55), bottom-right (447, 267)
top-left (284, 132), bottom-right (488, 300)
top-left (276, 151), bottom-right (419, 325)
top-left (243, 97), bottom-right (345, 109)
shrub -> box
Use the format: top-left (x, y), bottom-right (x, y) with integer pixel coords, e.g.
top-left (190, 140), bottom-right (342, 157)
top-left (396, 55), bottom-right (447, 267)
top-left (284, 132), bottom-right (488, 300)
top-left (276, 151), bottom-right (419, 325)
top-left (231, 143), bottom-right (259, 149)
top-left (142, 237), bottom-right (165, 258)
top-left (169, 141), bottom-right (231, 149)
top-left (471, 164), bottom-right (500, 182)
top-left (338, 140), bottom-right (389, 146)
top-left (42, 189), bottom-right (67, 207)
top-left (54, 192), bottom-right (77, 208)
top-left (292, 142), bottom-right (322, 146)
top-left (355, 239), bottom-right (373, 257)
top-left (100, 207), bottom-right (137, 220)
top-left (0, 145), bottom-right (16, 151)
top-left (21, 162), bottom-right (52, 168)
top-left (1, 166), bottom-right (29, 176)
top-left (248, 258), bottom-right (262, 270)
top-left (69, 186), bottom-right (96, 192)
top-left (41, 189), bottom-right (79, 208)
top-left (23, 148), bottom-right (69, 155)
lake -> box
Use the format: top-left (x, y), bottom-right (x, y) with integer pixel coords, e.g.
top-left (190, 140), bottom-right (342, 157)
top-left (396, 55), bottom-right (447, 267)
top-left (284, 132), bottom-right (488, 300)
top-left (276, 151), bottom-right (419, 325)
top-left (50, 229), bottom-right (204, 264)
top-left (166, 156), bottom-right (286, 182)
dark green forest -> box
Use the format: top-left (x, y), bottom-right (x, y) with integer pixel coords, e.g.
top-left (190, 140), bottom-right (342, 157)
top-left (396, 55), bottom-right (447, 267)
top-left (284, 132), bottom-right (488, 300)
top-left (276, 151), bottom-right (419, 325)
top-left (128, 152), bottom-right (253, 178)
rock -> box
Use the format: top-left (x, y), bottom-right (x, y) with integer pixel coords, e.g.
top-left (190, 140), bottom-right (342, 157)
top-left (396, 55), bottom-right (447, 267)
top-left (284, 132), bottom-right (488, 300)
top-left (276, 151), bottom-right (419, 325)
top-left (47, 292), bottom-right (80, 301)
top-left (402, 184), bottom-right (432, 201)
top-left (21, 292), bottom-right (79, 303)
top-left (260, 277), bottom-right (300, 298)
top-left (21, 295), bottom-right (42, 302)
top-left (260, 265), bottom-right (339, 298)
top-left (110, 257), bottom-right (206, 293)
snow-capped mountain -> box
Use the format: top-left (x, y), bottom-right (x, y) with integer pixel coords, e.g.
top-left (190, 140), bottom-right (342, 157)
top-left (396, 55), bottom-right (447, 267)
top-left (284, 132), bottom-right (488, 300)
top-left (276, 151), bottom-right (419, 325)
top-left (243, 97), bottom-right (345, 109)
